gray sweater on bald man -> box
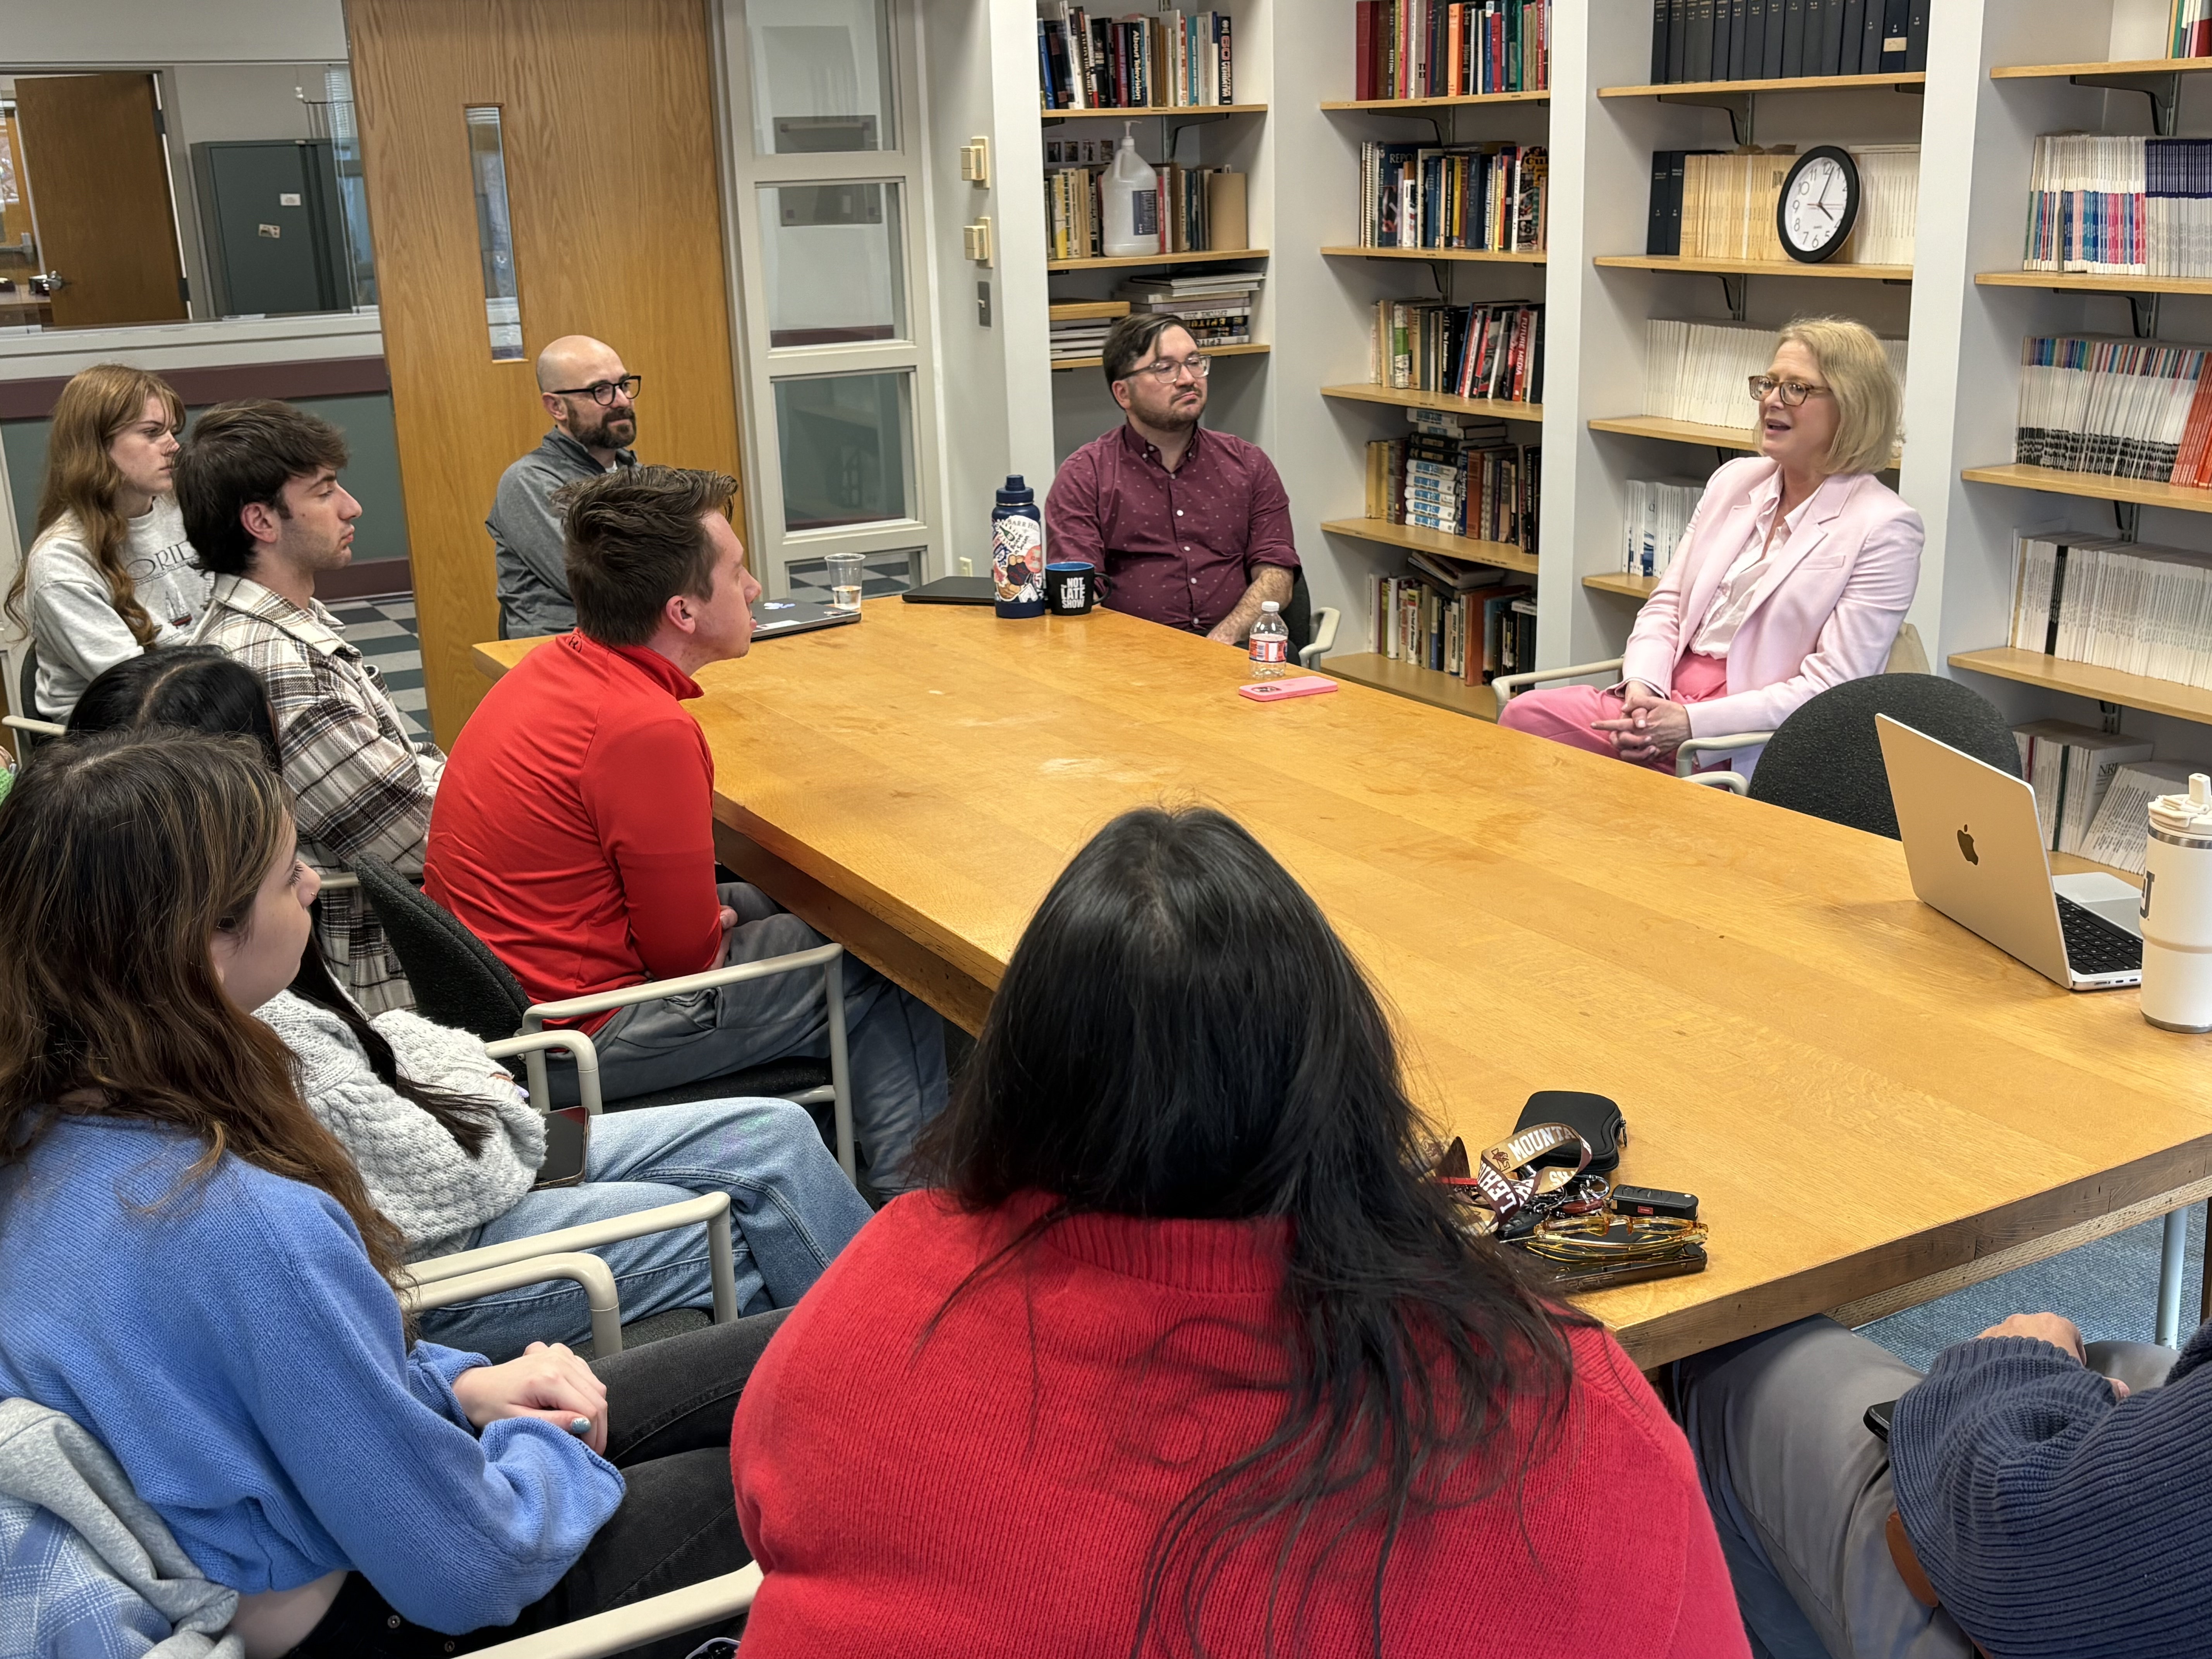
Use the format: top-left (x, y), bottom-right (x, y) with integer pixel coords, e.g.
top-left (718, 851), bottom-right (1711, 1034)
top-left (486, 427), bottom-right (634, 639)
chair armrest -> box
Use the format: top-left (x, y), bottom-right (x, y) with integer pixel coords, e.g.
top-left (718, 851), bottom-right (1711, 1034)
top-left (402, 1251), bottom-right (624, 1354)
top-left (316, 871), bottom-right (361, 892)
top-left (522, 941), bottom-right (843, 1027)
top-left (465, 1565), bottom-right (762, 1659)
top-left (1684, 771), bottom-right (1749, 795)
top-left (412, 1192), bottom-right (738, 1324)
top-left (1674, 733), bottom-right (1775, 778)
top-left (1490, 658), bottom-right (1625, 705)
top-left (485, 1030), bottom-right (602, 1115)
top-left (1298, 606), bottom-right (1341, 668)
top-left (2, 716), bottom-right (64, 738)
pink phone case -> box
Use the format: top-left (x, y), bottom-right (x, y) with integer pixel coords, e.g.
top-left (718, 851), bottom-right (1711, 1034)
top-left (1238, 676), bottom-right (1340, 703)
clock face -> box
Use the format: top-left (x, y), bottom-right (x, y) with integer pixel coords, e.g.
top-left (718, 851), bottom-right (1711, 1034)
top-left (1781, 150), bottom-right (1856, 262)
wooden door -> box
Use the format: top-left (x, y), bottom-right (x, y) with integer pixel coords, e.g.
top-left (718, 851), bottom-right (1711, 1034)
top-left (10, 75), bottom-right (188, 328)
top-left (345, 0), bottom-right (746, 746)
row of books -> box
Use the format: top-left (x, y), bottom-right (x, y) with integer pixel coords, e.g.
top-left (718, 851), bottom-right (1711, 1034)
top-left (2020, 136), bottom-right (2212, 278)
top-left (2172, 2), bottom-right (2212, 59)
top-left (1036, 5), bottom-right (1234, 110)
top-left (1350, 0), bottom-right (1552, 101)
top-left (1362, 409), bottom-right (1540, 548)
top-left (2016, 720), bottom-right (2189, 874)
top-left (1365, 570), bottom-right (1538, 684)
top-left (1620, 476), bottom-right (1704, 577)
top-left (1121, 271), bottom-right (1259, 348)
top-left (1644, 317), bottom-right (1909, 436)
top-left (2013, 335), bottom-right (2212, 487)
top-left (1357, 142), bottom-right (1547, 252)
top-left (1043, 165), bottom-right (1247, 261)
top-left (1644, 145), bottom-right (1918, 264)
top-left (1049, 301), bottom-right (1127, 363)
top-left (1647, 0), bottom-right (1930, 84)
top-left (1366, 299), bottom-right (1543, 403)
top-left (2008, 532), bottom-right (2212, 692)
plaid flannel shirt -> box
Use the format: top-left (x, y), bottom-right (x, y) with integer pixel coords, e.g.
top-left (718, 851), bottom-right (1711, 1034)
top-left (193, 575), bottom-right (444, 1013)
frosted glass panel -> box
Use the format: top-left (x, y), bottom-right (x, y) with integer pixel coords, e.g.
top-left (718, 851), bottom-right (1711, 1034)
top-left (464, 106), bottom-right (522, 361)
top-left (750, 0), bottom-right (893, 154)
top-left (775, 371), bottom-right (913, 530)
top-left (757, 182), bottom-right (905, 348)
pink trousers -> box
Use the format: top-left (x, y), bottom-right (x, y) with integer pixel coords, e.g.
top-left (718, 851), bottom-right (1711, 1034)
top-left (1496, 651), bottom-right (1731, 773)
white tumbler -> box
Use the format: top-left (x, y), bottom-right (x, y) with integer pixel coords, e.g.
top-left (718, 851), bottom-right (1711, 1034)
top-left (2139, 772), bottom-right (2212, 1032)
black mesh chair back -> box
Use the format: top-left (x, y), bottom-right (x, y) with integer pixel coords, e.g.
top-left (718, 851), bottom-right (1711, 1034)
top-left (1284, 571), bottom-right (1313, 657)
top-left (1748, 673), bottom-right (2020, 840)
top-left (350, 854), bottom-right (531, 1042)
top-left (17, 645), bottom-right (41, 725)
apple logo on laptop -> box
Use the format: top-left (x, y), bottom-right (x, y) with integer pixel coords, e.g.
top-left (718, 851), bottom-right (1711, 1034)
top-left (1957, 825), bottom-right (1978, 866)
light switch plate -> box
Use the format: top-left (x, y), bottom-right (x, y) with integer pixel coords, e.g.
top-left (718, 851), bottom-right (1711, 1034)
top-left (962, 218), bottom-right (993, 267)
top-left (959, 136), bottom-right (990, 187)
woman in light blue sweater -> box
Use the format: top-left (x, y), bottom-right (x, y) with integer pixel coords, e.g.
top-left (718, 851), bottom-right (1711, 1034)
top-left (0, 732), bottom-right (771, 1656)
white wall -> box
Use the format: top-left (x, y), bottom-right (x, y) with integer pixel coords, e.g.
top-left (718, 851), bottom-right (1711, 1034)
top-left (2, 1), bottom-right (346, 66)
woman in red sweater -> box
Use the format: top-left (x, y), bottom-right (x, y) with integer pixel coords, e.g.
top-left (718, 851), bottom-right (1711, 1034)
top-left (729, 806), bottom-right (1750, 1657)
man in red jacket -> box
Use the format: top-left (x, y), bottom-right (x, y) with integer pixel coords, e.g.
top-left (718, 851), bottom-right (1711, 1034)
top-left (426, 465), bottom-right (946, 1191)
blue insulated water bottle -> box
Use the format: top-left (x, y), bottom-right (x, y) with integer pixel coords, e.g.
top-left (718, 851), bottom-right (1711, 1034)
top-left (991, 475), bottom-right (1046, 619)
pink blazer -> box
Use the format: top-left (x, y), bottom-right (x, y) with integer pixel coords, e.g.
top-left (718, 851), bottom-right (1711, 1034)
top-left (1620, 456), bottom-right (1923, 775)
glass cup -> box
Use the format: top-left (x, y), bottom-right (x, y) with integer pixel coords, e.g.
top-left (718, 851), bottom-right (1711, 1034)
top-left (824, 551), bottom-right (866, 613)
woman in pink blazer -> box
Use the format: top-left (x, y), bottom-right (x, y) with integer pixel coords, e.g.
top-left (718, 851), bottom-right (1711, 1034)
top-left (1502, 316), bottom-right (1922, 779)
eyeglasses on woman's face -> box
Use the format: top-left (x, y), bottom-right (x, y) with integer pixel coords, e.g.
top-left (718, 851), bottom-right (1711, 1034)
top-left (1128, 354), bottom-right (1212, 384)
top-left (1748, 374), bottom-right (1831, 407)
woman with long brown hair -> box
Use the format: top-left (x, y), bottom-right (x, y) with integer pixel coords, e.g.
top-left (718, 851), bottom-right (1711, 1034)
top-left (4, 362), bottom-right (207, 719)
top-left (0, 730), bottom-right (773, 1657)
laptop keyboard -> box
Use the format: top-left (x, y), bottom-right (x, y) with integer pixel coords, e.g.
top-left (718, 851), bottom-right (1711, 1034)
top-left (2057, 894), bottom-right (2144, 977)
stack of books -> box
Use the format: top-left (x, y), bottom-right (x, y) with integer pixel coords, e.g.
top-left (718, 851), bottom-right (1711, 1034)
top-left (1358, 142), bottom-right (1547, 252)
top-left (2015, 720), bottom-right (2155, 857)
top-left (2013, 335), bottom-right (2212, 485)
top-left (1363, 409), bottom-right (1540, 550)
top-left (1647, 0), bottom-right (1932, 83)
top-left (1367, 299), bottom-right (1543, 402)
top-left (1043, 166), bottom-right (1247, 260)
top-left (1350, 0), bottom-right (1552, 99)
top-left (2171, 2), bottom-right (2212, 58)
top-left (1037, 4), bottom-right (1234, 109)
top-left (1118, 271), bottom-right (1260, 348)
top-left (2020, 136), bottom-right (2212, 277)
top-left (2008, 530), bottom-right (2212, 687)
top-left (1620, 477), bottom-right (1706, 577)
top-left (1366, 568), bottom-right (1536, 684)
top-left (1644, 144), bottom-right (1918, 261)
top-left (2086, 760), bottom-right (2200, 874)
top-left (1646, 318), bottom-right (1908, 435)
top-left (1049, 301), bottom-right (1129, 364)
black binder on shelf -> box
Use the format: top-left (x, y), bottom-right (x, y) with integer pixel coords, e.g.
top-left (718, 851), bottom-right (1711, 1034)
top-left (1781, 0), bottom-right (1808, 75)
top-left (1652, 0), bottom-right (1673, 82)
top-left (1803, 0), bottom-right (1828, 75)
top-left (1744, 0), bottom-right (1769, 80)
top-left (1905, 0), bottom-right (1930, 70)
top-left (1819, 0), bottom-right (1847, 74)
top-left (1648, 151), bottom-right (1675, 252)
top-left (1668, 0), bottom-right (1690, 80)
top-left (1687, 0), bottom-right (1715, 82)
top-left (1859, 0), bottom-right (1884, 72)
top-left (1763, 0), bottom-right (1788, 77)
top-left (1879, 0), bottom-right (1910, 71)
top-left (1838, 0), bottom-right (1865, 73)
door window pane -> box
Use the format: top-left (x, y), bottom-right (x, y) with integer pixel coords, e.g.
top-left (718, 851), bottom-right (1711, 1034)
top-left (749, 0), bottom-right (893, 154)
top-left (464, 106), bottom-right (522, 361)
top-left (757, 181), bottom-right (905, 349)
top-left (775, 371), bottom-right (913, 531)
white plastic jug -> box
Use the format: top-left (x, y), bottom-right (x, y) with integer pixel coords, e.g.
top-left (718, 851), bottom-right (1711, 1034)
top-left (2140, 772), bottom-right (2212, 1032)
top-left (1101, 122), bottom-right (1160, 258)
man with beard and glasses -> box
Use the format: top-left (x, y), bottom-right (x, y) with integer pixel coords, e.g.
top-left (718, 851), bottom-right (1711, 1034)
top-left (1044, 314), bottom-right (1298, 647)
top-left (488, 335), bottom-right (642, 637)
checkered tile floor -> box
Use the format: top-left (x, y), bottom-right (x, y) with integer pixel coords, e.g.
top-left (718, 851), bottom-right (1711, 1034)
top-left (323, 592), bottom-right (430, 745)
top-left (783, 549), bottom-right (918, 606)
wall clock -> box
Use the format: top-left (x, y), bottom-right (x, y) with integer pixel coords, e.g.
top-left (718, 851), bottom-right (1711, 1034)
top-left (1777, 145), bottom-right (1859, 264)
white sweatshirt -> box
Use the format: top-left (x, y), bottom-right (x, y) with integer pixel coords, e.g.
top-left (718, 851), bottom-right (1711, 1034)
top-left (23, 498), bottom-right (208, 720)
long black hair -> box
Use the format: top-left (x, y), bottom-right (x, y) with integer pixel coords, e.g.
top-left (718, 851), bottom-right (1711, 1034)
top-left (917, 805), bottom-right (1591, 1656)
top-left (63, 647), bottom-right (494, 1157)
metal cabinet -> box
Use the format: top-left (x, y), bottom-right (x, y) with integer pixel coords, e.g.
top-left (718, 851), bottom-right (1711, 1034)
top-left (190, 139), bottom-right (354, 317)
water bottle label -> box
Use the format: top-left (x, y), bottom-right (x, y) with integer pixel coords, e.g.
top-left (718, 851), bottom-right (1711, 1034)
top-left (992, 515), bottom-right (1044, 604)
top-left (1249, 635), bottom-right (1288, 665)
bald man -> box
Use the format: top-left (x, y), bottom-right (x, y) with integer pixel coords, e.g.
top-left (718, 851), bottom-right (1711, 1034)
top-left (487, 335), bottom-right (641, 636)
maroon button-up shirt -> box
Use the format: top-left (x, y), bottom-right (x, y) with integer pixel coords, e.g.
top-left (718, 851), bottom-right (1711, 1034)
top-left (1044, 422), bottom-right (1299, 634)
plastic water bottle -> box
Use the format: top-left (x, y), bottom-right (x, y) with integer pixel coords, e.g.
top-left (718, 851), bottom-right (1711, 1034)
top-left (1247, 599), bottom-right (1290, 678)
top-left (2140, 772), bottom-right (2212, 1031)
top-left (1101, 123), bottom-right (1160, 258)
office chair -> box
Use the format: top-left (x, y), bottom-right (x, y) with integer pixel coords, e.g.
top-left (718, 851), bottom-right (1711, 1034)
top-left (4, 647), bottom-right (55, 757)
top-left (1282, 572), bottom-right (1340, 668)
top-left (350, 854), bottom-right (856, 1178)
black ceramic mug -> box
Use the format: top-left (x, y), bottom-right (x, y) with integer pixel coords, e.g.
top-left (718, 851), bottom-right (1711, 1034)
top-left (1046, 561), bottom-right (1097, 616)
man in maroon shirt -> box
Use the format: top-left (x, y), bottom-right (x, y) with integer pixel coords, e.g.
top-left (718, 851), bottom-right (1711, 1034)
top-left (426, 465), bottom-right (946, 1191)
top-left (1044, 314), bottom-right (1299, 644)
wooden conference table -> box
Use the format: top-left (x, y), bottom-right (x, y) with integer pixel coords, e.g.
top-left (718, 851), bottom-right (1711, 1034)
top-left (477, 603), bottom-right (2212, 1367)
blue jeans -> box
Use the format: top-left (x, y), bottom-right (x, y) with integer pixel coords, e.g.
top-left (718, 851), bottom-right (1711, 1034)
top-left (414, 1098), bottom-right (871, 1361)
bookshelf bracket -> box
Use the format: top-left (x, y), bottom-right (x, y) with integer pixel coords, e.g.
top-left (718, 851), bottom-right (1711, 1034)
top-left (2067, 72), bottom-right (2180, 139)
top-left (2129, 293), bottom-right (2162, 340)
top-left (1717, 272), bottom-right (1748, 321)
top-left (1657, 90), bottom-right (1753, 147)
top-left (2114, 500), bottom-right (2142, 543)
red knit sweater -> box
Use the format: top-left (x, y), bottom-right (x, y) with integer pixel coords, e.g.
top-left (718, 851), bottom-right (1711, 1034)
top-left (731, 1193), bottom-right (1750, 1657)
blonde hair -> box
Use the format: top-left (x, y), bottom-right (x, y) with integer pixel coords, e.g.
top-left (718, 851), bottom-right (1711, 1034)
top-left (4, 364), bottom-right (186, 645)
top-left (1776, 316), bottom-right (1901, 477)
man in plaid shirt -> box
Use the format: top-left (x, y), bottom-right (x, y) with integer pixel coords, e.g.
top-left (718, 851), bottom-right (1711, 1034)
top-left (177, 401), bottom-right (441, 1013)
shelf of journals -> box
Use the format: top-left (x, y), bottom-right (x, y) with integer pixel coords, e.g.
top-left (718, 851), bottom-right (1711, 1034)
top-left (1053, 342), bottom-right (1269, 373)
top-left (1597, 71), bottom-right (1927, 98)
top-left (1042, 102), bottom-right (1267, 123)
top-left (1585, 572), bottom-right (1661, 600)
top-left (1323, 384), bottom-right (1541, 422)
top-left (1960, 463), bottom-right (2212, 516)
top-left (1321, 89), bottom-right (1550, 110)
top-left (1595, 254), bottom-right (1911, 281)
top-left (1589, 413), bottom-right (1902, 466)
top-left (1045, 247), bottom-right (1269, 272)
top-left (1319, 516), bottom-right (1539, 578)
top-left (1949, 647), bottom-right (2212, 729)
top-left (1977, 271), bottom-right (2212, 298)
top-left (1324, 246), bottom-right (1547, 264)
top-left (1989, 57), bottom-right (2212, 81)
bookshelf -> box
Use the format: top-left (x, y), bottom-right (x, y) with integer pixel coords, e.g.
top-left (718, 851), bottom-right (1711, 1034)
top-left (1321, 91), bottom-right (1551, 110)
top-left (1046, 247), bottom-right (1271, 272)
top-left (1323, 384), bottom-right (1542, 420)
top-left (1322, 246), bottom-right (1549, 264)
top-left (1594, 255), bottom-right (1913, 281)
top-left (1989, 57), bottom-right (2212, 80)
top-left (1321, 517), bottom-right (1542, 577)
top-left (1589, 414), bottom-right (1759, 452)
top-left (1042, 103), bottom-right (1269, 124)
top-left (1598, 72), bottom-right (1929, 98)
top-left (1948, 649), bottom-right (2212, 729)
top-left (1960, 464), bottom-right (2212, 517)
top-left (1584, 572), bottom-right (1661, 599)
top-left (1053, 343), bottom-right (1272, 373)
top-left (1976, 272), bottom-right (2212, 297)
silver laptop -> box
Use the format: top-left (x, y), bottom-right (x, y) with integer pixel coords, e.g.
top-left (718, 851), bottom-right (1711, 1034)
top-left (1876, 714), bottom-right (2143, 991)
top-left (751, 597), bottom-right (861, 640)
